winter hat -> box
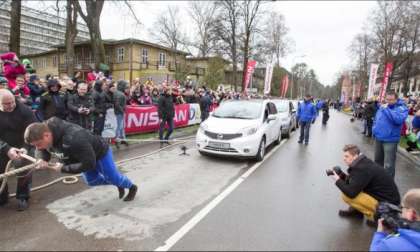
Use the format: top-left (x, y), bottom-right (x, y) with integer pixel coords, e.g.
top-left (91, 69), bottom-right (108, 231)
top-left (0, 52), bottom-right (16, 62)
top-left (47, 79), bottom-right (61, 89)
top-left (412, 116), bottom-right (420, 129)
top-left (29, 74), bottom-right (38, 83)
top-left (0, 76), bottom-right (7, 85)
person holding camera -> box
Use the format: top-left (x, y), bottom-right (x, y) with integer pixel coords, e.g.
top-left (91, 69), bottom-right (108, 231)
top-left (67, 83), bottom-right (95, 130)
top-left (329, 144), bottom-right (400, 224)
top-left (370, 189), bottom-right (420, 251)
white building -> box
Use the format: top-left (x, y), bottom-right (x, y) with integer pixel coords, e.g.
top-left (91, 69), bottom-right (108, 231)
top-left (0, 1), bottom-right (89, 55)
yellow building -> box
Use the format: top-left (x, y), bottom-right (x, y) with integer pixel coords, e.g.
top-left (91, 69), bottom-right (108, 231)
top-left (21, 38), bottom-right (190, 83)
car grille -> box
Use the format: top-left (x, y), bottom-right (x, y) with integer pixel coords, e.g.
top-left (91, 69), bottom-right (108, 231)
top-left (204, 146), bottom-right (239, 153)
top-left (204, 131), bottom-right (243, 140)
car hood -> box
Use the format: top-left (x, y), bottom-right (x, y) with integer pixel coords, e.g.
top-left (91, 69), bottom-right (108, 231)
top-left (203, 117), bottom-right (260, 134)
top-left (277, 112), bottom-right (289, 119)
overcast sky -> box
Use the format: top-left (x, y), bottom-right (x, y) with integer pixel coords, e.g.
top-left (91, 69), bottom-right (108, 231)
top-left (26, 0), bottom-right (378, 86)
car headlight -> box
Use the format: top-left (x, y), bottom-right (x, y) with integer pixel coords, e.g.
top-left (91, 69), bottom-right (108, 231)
top-left (243, 127), bottom-right (258, 136)
top-left (198, 123), bottom-right (208, 134)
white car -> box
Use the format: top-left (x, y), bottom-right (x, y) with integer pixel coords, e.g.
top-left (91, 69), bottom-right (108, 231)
top-left (272, 99), bottom-right (297, 138)
top-left (196, 99), bottom-right (282, 161)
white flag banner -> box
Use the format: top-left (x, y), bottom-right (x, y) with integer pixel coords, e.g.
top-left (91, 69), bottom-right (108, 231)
top-left (368, 63), bottom-right (379, 98)
top-left (102, 108), bottom-right (117, 138)
top-left (264, 62), bottom-right (274, 95)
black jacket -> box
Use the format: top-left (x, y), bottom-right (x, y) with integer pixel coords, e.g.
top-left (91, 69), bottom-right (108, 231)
top-left (67, 93), bottom-right (95, 129)
top-left (364, 101), bottom-right (377, 120)
top-left (91, 81), bottom-right (112, 116)
top-left (335, 155), bottom-right (400, 205)
top-left (158, 94), bottom-right (175, 120)
top-left (39, 91), bottom-right (67, 120)
top-left (0, 101), bottom-right (36, 157)
top-left (113, 90), bottom-right (126, 115)
top-left (36, 117), bottom-right (109, 174)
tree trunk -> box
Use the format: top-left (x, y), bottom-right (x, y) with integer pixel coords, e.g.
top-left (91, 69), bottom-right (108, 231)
top-left (9, 0), bottom-right (21, 55)
top-left (89, 19), bottom-right (105, 70)
top-left (65, 0), bottom-right (78, 77)
top-left (75, 0), bottom-right (105, 70)
top-left (242, 34), bottom-right (250, 92)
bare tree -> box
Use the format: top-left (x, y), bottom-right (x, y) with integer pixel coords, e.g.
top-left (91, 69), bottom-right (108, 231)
top-left (239, 0), bottom-right (262, 90)
top-left (212, 0), bottom-right (241, 91)
top-left (150, 6), bottom-right (185, 78)
top-left (187, 1), bottom-right (218, 57)
top-left (74, 0), bottom-right (106, 70)
top-left (399, 1), bottom-right (420, 95)
top-left (8, 0), bottom-right (21, 55)
top-left (369, 1), bottom-right (410, 90)
top-left (258, 11), bottom-right (292, 66)
top-left (65, 0), bottom-right (78, 76)
top-left (291, 63), bottom-right (308, 98)
top-left (348, 33), bottom-right (373, 97)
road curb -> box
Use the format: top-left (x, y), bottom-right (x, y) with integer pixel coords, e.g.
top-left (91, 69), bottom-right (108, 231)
top-left (397, 146), bottom-right (420, 167)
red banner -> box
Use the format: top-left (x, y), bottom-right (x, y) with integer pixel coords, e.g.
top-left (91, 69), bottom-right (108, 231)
top-left (124, 104), bottom-right (190, 134)
top-left (243, 60), bottom-right (257, 93)
top-left (379, 62), bottom-right (394, 102)
top-left (280, 75), bottom-right (289, 98)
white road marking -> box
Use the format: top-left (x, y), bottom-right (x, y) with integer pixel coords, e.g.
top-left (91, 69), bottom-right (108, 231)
top-left (154, 138), bottom-right (288, 251)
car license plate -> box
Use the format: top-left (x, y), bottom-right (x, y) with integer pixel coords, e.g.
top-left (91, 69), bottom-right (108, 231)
top-left (208, 141), bottom-right (230, 149)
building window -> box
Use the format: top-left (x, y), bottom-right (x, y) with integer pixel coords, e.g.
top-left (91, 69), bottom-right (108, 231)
top-left (41, 58), bottom-right (47, 68)
top-left (52, 55), bottom-right (57, 67)
top-left (142, 48), bottom-right (148, 64)
top-left (159, 52), bottom-right (166, 67)
top-left (116, 47), bottom-right (124, 63)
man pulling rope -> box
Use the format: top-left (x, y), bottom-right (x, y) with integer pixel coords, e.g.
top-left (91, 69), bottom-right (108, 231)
top-left (24, 117), bottom-right (138, 202)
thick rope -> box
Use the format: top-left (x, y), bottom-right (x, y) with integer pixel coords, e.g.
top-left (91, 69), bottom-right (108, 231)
top-left (2, 136), bottom-right (196, 198)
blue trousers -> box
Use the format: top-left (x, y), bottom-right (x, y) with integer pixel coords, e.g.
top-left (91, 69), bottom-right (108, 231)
top-left (115, 113), bottom-right (126, 140)
top-left (374, 140), bottom-right (398, 178)
top-left (159, 117), bottom-right (174, 140)
top-left (299, 121), bottom-right (311, 143)
top-left (82, 148), bottom-right (133, 188)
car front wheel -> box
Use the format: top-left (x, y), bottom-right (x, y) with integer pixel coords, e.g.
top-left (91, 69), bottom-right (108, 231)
top-left (255, 137), bottom-right (266, 161)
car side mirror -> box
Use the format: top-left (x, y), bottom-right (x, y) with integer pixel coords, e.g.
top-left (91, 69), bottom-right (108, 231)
top-left (267, 114), bottom-right (277, 122)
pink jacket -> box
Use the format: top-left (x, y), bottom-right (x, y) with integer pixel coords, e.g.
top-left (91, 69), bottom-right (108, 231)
top-left (1, 52), bottom-right (29, 95)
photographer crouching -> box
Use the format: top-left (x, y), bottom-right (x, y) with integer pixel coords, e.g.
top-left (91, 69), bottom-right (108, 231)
top-left (328, 144), bottom-right (400, 226)
top-left (370, 189), bottom-right (420, 251)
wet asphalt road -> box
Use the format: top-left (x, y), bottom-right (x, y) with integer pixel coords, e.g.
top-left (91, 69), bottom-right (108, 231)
top-left (0, 110), bottom-right (419, 251)
top-left (171, 110), bottom-right (420, 251)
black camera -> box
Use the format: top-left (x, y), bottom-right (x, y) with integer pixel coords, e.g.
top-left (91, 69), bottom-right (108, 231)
top-left (375, 202), bottom-right (420, 233)
top-left (326, 166), bottom-right (347, 180)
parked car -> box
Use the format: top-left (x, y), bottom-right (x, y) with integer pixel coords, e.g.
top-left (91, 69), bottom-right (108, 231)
top-left (272, 99), bottom-right (297, 138)
top-left (292, 100), bottom-right (300, 129)
top-left (196, 99), bottom-right (282, 161)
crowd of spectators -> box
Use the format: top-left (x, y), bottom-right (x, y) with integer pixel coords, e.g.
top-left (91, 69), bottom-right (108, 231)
top-left (0, 52), bottom-right (248, 138)
top-left (348, 94), bottom-right (420, 154)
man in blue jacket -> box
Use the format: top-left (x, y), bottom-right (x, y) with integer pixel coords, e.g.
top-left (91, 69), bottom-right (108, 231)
top-left (372, 91), bottom-right (408, 178)
top-left (297, 94), bottom-right (317, 145)
top-left (370, 188), bottom-right (420, 251)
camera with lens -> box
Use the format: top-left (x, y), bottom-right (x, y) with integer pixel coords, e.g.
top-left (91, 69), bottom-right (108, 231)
top-left (375, 202), bottom-right (420, 234)
top-left (326, 166), bottom-right (347, 180)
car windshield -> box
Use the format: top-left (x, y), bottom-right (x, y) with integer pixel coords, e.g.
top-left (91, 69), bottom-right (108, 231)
top-left (273, 101), bottom-right (289, 113)
top-left (213, 101), bottom-right (262, 119)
